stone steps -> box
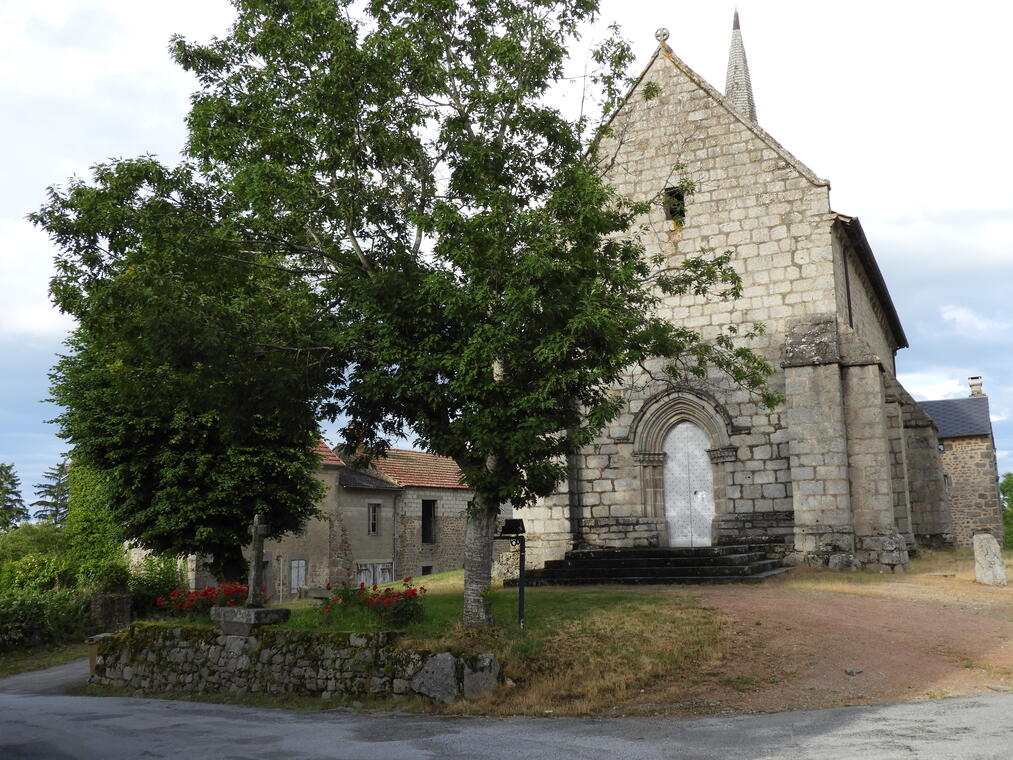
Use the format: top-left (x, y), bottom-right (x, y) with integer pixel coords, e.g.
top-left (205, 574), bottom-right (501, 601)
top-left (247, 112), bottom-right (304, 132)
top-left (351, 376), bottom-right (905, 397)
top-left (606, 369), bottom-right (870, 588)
top-left (509, 545), bottom-right (790, 587)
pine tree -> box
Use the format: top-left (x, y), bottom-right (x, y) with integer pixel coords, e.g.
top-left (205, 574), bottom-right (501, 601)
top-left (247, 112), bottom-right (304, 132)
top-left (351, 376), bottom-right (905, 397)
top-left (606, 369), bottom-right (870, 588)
top-left (31, 455), bottom-right (71, 525)
top-left (0, 462), bottom-right (29, 531)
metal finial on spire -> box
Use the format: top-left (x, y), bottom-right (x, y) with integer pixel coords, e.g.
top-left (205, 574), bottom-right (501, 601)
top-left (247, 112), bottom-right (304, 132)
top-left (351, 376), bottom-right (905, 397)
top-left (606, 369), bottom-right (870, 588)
top-left (655, 28), bottom-right (670, 43)
top-left (725, 10), bottom-right (757, 122)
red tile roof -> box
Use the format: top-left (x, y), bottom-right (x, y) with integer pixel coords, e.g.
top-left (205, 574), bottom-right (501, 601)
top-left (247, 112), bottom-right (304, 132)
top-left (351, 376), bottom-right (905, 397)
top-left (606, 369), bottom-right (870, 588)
top-left (369, 449), bottom-right (469, 490)
top-left (314, 441), bottom-right (345, 467)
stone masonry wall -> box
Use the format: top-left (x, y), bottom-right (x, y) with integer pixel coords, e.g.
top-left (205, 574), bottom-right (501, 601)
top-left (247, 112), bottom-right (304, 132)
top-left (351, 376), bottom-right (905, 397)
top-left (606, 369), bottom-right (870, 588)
top-left (91, 623), bottom-right (499, 703)
top-left (395, 486), bottom-right (472, 577)
top-left (940, 435), bottom-right (1003, 547)
top-left (527, 42), bottom-right (837, 564)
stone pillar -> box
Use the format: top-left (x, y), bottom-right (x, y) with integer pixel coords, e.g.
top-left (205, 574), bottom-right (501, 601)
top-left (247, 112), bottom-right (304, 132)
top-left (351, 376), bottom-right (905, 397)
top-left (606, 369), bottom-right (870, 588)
top-left (842, 362), bottom-right (908, 571)
top-left (782, 316), bottom-right (855, 566)
top-left (904, 421), bottom-right (954, 548)
top-left (885, 400), bottom-right (915, 551)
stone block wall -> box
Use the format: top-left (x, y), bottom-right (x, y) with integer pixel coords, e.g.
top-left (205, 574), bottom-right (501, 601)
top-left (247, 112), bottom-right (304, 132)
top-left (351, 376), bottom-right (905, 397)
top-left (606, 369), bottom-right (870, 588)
top-left (396, 486), bottom-right (472, 577)
top-left (940, 435), bottom-right (1003, 547)
top-left (91, 623), bottom-right (498, 703)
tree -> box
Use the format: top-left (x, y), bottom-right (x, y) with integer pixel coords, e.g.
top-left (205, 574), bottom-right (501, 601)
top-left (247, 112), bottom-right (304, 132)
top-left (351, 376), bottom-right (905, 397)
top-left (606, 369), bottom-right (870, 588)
top-left (35, 161), bottom-right (333, 580)
top-left (36, 0), bottom-right (777, 623)
top-left (0, 463), bottom-right (28, 531)
top-left (1000, 472), bottom-right (1013, 547)
top-left (31, 455), bottom-right (71, 525)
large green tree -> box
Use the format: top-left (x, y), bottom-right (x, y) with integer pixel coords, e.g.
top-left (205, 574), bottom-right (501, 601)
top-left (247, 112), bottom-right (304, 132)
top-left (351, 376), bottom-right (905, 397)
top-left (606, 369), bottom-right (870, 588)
top-left (31, 454), bottom-right (70, 525)
top-left (36, 161), bottom-right (332, 580)
top-left (0, 463), bottom-right (28, 531)
top-left (37, 0), bottom-right (776, 623)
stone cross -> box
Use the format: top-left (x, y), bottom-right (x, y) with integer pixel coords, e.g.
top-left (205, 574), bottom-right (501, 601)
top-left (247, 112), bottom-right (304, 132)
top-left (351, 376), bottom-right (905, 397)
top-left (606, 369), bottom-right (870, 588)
top-left (246, 514), bottom-right (270, 607)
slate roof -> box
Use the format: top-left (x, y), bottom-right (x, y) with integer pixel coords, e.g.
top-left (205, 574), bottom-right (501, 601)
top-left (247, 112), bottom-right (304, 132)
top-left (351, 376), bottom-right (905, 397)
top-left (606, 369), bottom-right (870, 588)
top-left (314, 441), bottom-right (344, 467)
top-left (919, 396), bottom-right (993, 439)
top-left (338, 467), bottom-right (400, 491)
top-left (369, 449), bottom-right (469, 490)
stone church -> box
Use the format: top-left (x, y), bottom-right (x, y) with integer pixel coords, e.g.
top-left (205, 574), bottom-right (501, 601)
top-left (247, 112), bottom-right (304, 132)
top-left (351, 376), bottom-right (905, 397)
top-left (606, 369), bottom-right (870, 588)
top-left (523, 14), bottom-right (953, 573)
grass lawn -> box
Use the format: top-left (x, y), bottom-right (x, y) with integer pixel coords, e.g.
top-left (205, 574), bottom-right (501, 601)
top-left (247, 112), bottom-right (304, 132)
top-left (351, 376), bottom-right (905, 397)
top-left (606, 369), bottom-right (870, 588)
top-left (273, 570), bottom-right (729, 716)
top-left (0, 641), bottom-right (88, 680)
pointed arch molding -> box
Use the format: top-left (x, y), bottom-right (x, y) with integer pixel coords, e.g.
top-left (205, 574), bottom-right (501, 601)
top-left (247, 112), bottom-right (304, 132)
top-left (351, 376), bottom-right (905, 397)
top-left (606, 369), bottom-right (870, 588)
top-left (623, 387), bottom-right (735, 454)
top-left (624, 387), bottom-right (739, 522)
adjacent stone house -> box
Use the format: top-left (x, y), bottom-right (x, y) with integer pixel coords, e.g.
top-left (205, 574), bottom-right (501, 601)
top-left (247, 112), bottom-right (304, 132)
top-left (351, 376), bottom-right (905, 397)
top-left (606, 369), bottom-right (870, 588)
top-left (522, 14), bottom-right (952, 572)
top-left (257, 443), bottom-right (475, 601)
top-left (920, 377), bottom-right (1003, 547)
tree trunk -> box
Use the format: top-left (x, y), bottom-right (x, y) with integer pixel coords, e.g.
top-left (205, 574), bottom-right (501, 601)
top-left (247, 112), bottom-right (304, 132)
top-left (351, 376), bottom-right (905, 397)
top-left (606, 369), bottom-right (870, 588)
top-left (462, 495), bottom-right (497, 626)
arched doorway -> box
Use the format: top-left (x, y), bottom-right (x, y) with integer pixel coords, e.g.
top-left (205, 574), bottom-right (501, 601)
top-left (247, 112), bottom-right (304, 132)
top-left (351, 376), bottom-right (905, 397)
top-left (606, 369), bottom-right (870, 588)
top-left (662, 421), bottom-right (715, 547)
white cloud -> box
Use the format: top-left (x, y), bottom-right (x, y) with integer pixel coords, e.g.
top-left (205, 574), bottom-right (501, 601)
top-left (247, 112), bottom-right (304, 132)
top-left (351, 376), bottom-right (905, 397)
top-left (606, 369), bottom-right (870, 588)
top-left (0, 219), bottom-right (76, 337)
top-left (897, 371), bottom-right (969, 402)
top-left (940, 305), bottom-right (1011, 337)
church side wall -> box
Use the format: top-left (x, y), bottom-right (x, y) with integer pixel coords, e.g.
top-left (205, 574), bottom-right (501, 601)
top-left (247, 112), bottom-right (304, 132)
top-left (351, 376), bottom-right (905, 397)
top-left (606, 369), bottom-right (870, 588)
top-left (832, 227), bottom-right (896, 372)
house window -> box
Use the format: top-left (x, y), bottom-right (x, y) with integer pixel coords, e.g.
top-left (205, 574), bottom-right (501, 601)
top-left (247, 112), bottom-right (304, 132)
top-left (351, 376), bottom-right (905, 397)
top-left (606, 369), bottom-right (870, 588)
top-left (421, 499), bottom-right (437, 544)
top-left (662, 186), bottom-right (686, 229)
top-left (289, 559), bottom-right (307, 594)
top-left (367, 503), bottom-right (380, 535)
top-left (421, 565), bottom-right (433, 576)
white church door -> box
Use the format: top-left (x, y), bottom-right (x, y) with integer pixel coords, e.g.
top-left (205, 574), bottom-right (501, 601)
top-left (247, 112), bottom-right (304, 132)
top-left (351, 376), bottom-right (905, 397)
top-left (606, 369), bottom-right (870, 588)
top-left (662, 421), bottom-right (715, 547)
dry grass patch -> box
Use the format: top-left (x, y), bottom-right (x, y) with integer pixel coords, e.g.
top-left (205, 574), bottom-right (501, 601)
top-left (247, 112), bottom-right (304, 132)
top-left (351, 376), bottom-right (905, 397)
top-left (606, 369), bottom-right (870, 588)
top-left (413, 587), bottom-right (729, 716)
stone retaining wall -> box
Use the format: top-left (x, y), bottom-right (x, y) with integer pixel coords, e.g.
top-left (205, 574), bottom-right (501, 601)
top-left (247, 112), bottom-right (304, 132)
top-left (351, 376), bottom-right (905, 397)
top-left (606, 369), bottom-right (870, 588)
top-left (91, 622), bottom-right (498, 703)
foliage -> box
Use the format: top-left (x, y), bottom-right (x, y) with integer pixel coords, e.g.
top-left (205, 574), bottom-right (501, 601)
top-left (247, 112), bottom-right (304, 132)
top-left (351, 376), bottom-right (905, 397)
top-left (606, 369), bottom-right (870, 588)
top-left (0, 590), bottom-right (90, 653)
top-left (0, 462), bottom-right (28, 531)
top-left (365, 577), bottom-right (427, 628)
top-left (34, 0), bottom-right (779, 624)
top-left (0, 521), bottom-right (67, 565)
top-left (31, 455), bottom-right (71, 525)
top-left (75, 557), bottom-right (131, 594)
top-left (0, 553), bottom-right (76, 594)
top-left (155, 581), bottom-right (255, 617)
top-left (1000, 472), bottom-right (1013, 547)
top-left (129, 554), bottom-right (187, 618)
top-left (35, 160), bottom-right (330, 580)
top-left (63, 463), bottom-right (125, 566)
top-left (324, 578), bottom-right (369, 611)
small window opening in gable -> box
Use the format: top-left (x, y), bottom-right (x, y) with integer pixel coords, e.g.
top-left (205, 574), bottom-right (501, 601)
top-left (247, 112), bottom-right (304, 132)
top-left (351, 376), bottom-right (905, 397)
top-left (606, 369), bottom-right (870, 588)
top-left (367, 503), bottom-right (380, 535)
top-left (421, 500), bottom-right (437, 544)
top-left (662, 186), bottom-right (686, 230)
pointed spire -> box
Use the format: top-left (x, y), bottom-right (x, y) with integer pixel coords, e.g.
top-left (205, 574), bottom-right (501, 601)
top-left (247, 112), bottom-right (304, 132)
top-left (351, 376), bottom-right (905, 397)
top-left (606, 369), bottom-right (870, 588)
top-left (725, 10), bottom-right (757, 123)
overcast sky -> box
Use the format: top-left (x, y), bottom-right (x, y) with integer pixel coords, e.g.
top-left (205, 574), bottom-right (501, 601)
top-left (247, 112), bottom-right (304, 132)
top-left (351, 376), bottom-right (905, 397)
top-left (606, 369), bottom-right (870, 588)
top-left (2, 0), bottom-right (1011, 507)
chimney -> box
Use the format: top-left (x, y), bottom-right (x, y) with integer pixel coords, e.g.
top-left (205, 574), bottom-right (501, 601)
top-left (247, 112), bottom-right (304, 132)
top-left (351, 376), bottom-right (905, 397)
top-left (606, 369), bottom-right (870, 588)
top-left (969, 376), bottom-right (985, 396)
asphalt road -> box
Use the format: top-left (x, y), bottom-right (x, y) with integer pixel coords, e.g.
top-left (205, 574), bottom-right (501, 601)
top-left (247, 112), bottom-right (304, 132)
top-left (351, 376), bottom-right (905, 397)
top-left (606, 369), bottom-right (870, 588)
top-left (3, 661), bottom-right (1013, 759)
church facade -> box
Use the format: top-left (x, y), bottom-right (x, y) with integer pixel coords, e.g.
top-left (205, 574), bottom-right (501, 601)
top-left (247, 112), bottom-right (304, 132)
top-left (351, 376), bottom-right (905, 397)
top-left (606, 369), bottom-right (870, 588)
top-left (523, 15), bottom-right (953, 572)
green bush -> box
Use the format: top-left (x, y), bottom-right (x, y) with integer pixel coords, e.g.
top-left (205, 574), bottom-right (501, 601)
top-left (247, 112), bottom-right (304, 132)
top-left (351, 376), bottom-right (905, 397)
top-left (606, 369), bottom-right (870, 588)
top-left (129, 554), bottom-right (185, 618)
top-left (0, 590), bottom-right (90, 652)
top-left (76, 557), bottom-right (130, 593)
top-left (2, 553), bottom-right (76, 593)
top-left (0, 522), bottom-right (67, 565)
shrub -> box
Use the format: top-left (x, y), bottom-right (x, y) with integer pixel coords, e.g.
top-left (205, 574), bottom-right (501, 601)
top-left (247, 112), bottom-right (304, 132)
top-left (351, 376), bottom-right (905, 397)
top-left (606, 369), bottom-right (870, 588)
top-left (155, 581), bottom-right (255, 618)
top-left (129, 554), bottom-right (185, 618)
top-left (0, 590), bottom-right (90, 652)
top-left (76, 557), bottom-right (130, 593)
top-left (0, 522), bottom-right (68, 565)
top-left (3, 553), bottom-right (76, 593)
top-left (365, 578), bottom-right (427, 628)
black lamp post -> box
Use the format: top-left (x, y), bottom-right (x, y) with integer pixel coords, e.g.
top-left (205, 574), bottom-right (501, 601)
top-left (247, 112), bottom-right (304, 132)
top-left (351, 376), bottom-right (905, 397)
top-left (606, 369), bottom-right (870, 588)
top-left (498, 518), bottom-right (526, 629)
